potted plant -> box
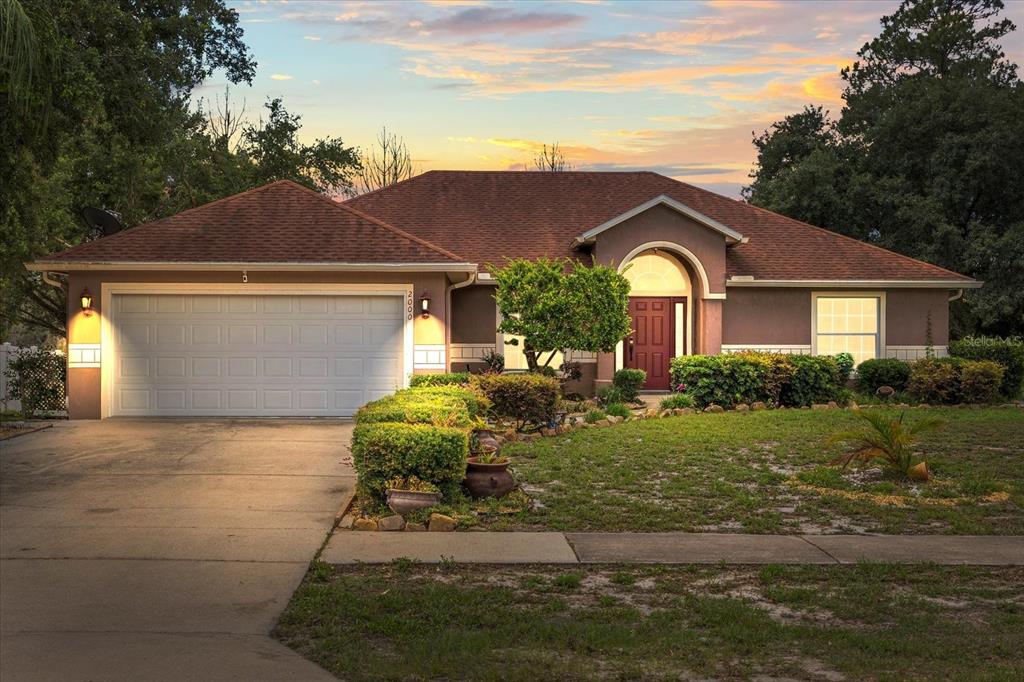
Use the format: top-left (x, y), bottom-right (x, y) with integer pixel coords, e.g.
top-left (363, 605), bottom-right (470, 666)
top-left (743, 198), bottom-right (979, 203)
top-left (385, 476), bottom-right (442, 515)
top-left (464, 450), bottom-right (515, 499)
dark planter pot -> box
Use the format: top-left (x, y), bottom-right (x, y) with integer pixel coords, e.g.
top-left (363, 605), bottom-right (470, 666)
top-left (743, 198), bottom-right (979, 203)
top-left (464, 457), bottom-right (515, 499)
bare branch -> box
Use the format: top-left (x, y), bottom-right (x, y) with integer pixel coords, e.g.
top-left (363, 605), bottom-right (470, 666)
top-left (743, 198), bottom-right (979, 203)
top-left (358, 126), bottom-right (414, 193)
top-left (533, 142), bottom-right (572, 172)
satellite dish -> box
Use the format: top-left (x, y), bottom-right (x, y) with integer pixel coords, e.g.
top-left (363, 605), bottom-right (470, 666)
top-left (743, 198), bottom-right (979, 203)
top-left (83, 207), bottom-right (124, 236)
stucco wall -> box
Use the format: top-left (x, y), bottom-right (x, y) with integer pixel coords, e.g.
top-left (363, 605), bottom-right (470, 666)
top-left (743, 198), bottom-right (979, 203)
top-left (451, 285), bottom-right (497, 344)
top-left (590, 204), bottom-right (729, 296)
top-left (886, 289), bottom-right (950, 346)
top-left (65, 269), bottom-right (451, 418)
top-left (721, 287), bottom-right (950, 349)
top-left (722, 288), bottom-right (812, 345)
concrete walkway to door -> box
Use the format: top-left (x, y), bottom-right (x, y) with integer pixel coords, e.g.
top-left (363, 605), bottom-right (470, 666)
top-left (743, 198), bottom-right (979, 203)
top-left (1, 419), bottom-right (353, 681)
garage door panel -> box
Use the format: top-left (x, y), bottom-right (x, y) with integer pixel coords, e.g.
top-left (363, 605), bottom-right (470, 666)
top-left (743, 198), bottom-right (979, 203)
top-left (110, 293), bottom-right (404, 416)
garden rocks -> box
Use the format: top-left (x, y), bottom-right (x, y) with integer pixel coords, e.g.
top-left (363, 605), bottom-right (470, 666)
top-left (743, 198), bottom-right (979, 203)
top-left (428, 513), bottom-right (457, 532)
top-left (751, 402), bottom-right (767, 411)
top-left (705, 405), bottom-right (724, 413)
top-left (404, 522), bottom-right (427, 532)
top-left (674, 408), bottom-right (695, 415)
top-left (734, 403), bottom-right (750, 412)
top-left (378, 515), bottom-right (405, 531)
top-left (606, 415), bottom-right (623, 424)
top-left (353, 518), bottom-right (378, 532)
top-left (540, 427), bottom-right (558, 437)
top-left (811, 403), bottom-right (833, 410)
top-left (594, 419), bottom-right (611, 427)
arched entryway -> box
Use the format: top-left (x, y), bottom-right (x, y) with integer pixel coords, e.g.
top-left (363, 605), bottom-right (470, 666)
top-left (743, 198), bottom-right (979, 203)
top-left (617, 243), bottom-right (703, 390)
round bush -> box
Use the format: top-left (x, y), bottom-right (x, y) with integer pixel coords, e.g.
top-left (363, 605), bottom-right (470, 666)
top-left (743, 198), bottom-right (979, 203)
top-left (856, 358), bottom-right (912, 394)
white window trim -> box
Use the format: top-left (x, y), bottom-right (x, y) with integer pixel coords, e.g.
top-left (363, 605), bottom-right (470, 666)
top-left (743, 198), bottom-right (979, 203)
top-left (810, 291), bottom-right (886, 360)
top-left (99, 282), bottom-right (414, 419)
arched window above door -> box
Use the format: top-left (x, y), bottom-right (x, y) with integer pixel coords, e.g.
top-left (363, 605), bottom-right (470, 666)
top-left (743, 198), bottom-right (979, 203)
top-left (622, 249), bottom-right (690, 296)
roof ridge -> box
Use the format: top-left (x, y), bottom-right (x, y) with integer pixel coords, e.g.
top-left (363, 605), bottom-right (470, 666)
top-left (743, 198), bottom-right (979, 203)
top-left (657, 175), bottom-right (973, 281)
top-left (343, 172), bottom-right (435, 203)
top-left (278, 180), bottom-right (468, 263)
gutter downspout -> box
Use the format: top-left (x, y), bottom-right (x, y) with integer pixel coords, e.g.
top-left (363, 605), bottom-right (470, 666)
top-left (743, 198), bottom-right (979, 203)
top-left (949, 288), bottom-right (964, 302)
top-left (446, 271), bottom-right (477, 373)
top-left (41, 271), bottom-right (67, 289)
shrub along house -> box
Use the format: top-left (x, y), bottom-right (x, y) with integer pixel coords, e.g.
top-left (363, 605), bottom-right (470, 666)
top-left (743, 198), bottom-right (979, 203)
top-left (29, 171), bottom-right (979, 418)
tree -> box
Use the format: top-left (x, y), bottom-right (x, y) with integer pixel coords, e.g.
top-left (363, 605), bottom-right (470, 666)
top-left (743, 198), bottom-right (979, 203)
top-left (490, 258), bottom-right (631, 371)
top-left (744, 0), bottom-right (1024, 336)
top-left (358, 126), bottom-right (413, 193)
top-left (533, 142), bottom-right (572, 171)
top-left (1, 1), bottom-right (361, 340)
top-left (240, 98), bottom-right (360, 195)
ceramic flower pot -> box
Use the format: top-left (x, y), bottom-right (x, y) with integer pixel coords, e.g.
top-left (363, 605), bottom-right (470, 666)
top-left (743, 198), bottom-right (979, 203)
top-left (386, 489), bottom-right (442, 516)
top-left (907, 461), bottom-right (930, 481)
top-left (464, 457), bottom-right (515, 499)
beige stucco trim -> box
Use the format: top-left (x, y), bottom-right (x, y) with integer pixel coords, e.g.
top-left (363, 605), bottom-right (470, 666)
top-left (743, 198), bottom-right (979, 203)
top-left (29, 261), bottom-right (477, 273)
top-left (98, 282), bottom-right (415, 419)
top-left (575, 195), bottom-right (744, 245)
top-left (810, 291), bottom-right (886, 359)
top-left (728, 278), bottom-right (981, 289)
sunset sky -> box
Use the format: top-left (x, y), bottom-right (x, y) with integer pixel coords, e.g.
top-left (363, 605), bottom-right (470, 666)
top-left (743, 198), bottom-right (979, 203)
top-left (222, 0), bottom-right (1024, 197)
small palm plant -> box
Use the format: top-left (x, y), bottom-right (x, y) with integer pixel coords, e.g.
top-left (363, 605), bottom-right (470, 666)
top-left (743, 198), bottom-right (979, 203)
top-left (828, 411), bottom-right (946, 480)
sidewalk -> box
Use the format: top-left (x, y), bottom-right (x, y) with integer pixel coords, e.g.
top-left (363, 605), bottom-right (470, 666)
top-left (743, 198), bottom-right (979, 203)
top-left (322, 531), bottom-right (1024, 566)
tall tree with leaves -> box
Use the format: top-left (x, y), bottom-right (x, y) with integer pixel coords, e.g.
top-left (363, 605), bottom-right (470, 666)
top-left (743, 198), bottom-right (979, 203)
top-left (745, 0), bottom-right (1024, 336)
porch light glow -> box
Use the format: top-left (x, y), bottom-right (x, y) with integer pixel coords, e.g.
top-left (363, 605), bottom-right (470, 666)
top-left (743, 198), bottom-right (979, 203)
top-left (419, 291), bottom-right (431, 318)
top-left (80, 288), bottom-right (94, 316)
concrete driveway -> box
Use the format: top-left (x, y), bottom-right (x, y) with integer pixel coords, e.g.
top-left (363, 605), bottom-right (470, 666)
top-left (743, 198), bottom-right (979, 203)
top-left (0, 419), bottom-right (354, 681)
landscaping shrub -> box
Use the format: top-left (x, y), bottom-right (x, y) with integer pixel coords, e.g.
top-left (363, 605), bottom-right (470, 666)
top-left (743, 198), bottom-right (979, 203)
top-left (670, 352), bottom-right (842, 408)
top-left (596, 385), bottom-right (626, 407)
top-left (473, 372), bottom-right (561, 430)
top-left (908, 359), bottom-right (960, 404)
top-left (908, 358), bottom-right (1005, 404)
top-left (480, 350), bottom-right (505, 373)
top-left (669, 354), bottom-right (765, 408)
top-left (409, 372), bottom-right (471, 388)
top-left (351, 422), bottom-right (468, 501)
top-left (405, 385), bottom-right (489, 418)
top-left (949, 336), bottom-right (1024, 398)
top-left (856, 358), bottom-right (912, 394)
top-left (356, 393), bottom-right (473, 428)
top-left (604, 402), bottom-right (631, 419)
top-left (834, 352), bottom-right (855, 379)
top-left (781, 355), bottom-right (843, 407)
top-left (3, 348), bottom-right (66, 417)
top-left (659, 393), bottom-right (695, 410)
top-left (612, 368), bottom-right (646, 402)
top-left (959, 360), bottom-right (1005, 404)
top-left (584, 409), bottom-right (607, 424)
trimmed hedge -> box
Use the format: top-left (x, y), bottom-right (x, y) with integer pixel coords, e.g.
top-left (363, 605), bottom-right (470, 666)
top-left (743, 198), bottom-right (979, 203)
top-left (908, 358), bottom-right (1004, 404)
top-left (473, 372), bottom-right (561, 429)
top-left (856, 358), bottom-right (912, 394)
top-left (409, 372), bottom-right (471, 388)
top-left (355, 393), bottom-right (473, 428)
top-left (351, 422), bottom-right (468, 501)
top-left (949, 336), bottom-right (1024, 398)
top-left (669, 352), bottom-right (845, 408)
top-left (612, 368), bottom-right (647, 402)
top-left (405, 385), bottom-right (489, 419)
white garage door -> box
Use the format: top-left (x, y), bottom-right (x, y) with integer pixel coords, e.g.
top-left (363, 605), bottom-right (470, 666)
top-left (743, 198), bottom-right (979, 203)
top-left (109, 293), bottom-right (404, 416)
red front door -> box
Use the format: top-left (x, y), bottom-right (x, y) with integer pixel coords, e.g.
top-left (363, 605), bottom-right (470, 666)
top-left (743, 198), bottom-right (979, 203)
top-left (626, 297), bottom-right (678, 391)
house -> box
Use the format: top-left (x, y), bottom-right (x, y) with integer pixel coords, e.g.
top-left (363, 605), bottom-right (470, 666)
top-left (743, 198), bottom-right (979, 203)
top-left (29, 171), bottom-right (979, 418)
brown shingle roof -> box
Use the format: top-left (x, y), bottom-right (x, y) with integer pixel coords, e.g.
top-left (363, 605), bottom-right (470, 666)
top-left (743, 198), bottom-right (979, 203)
top-left (42, 180), bottom-right (465, 264)
top-left (346, 170), bottom-right (974, 282)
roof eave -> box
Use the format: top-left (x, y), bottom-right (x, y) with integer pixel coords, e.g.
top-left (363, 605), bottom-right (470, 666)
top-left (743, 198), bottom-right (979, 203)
top-left (725, 277), bottom-right (982, 289)
top-left (26, 261), bottom-right (478, 273)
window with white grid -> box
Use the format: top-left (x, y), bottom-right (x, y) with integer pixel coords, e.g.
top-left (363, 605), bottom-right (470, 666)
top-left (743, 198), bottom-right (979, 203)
top-left (814, 296), bottom-right (880, 366)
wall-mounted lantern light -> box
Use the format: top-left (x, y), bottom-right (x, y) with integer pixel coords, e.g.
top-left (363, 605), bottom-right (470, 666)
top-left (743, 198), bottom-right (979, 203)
top-left (80, 288), bottom-right (94, 316)
top-left (419, 291), bottom-right (431, 318)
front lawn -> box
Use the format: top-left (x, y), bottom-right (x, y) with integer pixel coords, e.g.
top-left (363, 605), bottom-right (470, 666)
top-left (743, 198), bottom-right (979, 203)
top-left (486, 407), bottom-right (1024, 534)
top-left (276, 561), bottom-right (1024, 681)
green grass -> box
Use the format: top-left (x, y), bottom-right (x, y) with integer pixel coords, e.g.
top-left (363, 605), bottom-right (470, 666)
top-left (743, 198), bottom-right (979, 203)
top-left (276, 561), bottom-right (1024, 681)
top-left (492, 407), bottom-right (1024, 534)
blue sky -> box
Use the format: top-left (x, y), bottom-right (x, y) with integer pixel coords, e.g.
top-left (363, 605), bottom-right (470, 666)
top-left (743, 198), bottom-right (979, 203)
top-left (212, 0), bottom-right (1024, 197)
